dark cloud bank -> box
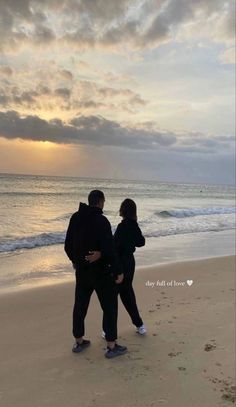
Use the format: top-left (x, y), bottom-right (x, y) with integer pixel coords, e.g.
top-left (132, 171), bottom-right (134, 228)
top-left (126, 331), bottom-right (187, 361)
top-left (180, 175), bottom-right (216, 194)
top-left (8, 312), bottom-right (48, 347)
top-left (0, 110), bottom-right (233, 155)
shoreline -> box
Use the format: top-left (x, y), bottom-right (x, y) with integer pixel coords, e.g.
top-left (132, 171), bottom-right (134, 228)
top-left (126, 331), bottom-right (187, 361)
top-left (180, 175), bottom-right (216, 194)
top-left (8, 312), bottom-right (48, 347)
top-left (0, 253), bottom-right (235, 296)
top-left (0, 255), bottom-right (235, 406)
top-left (0, 229), bottom-right (235, 294)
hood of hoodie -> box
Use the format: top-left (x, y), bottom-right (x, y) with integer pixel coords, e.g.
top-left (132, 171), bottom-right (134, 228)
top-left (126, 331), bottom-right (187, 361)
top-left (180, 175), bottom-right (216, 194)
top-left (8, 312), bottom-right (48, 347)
top-left (78, 202), bottom-right (103, 217)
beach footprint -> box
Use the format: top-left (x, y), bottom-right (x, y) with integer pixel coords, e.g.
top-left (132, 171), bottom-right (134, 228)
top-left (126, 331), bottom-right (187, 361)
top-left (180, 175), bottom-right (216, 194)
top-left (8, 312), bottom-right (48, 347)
top-left (204, 343), bottom-right (216, 352)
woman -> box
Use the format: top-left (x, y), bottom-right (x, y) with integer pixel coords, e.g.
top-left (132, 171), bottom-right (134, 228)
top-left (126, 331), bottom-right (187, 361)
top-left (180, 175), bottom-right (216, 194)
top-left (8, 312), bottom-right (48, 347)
top-left (111, 198), bottom-right (146, 335)
top-left (87, 198), bottom-right (146, 336)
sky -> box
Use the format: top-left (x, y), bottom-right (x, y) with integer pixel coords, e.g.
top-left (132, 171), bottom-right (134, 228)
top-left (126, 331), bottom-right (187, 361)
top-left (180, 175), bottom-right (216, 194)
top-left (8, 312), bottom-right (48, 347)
top-left (0, 0), bottom-right (235, 184)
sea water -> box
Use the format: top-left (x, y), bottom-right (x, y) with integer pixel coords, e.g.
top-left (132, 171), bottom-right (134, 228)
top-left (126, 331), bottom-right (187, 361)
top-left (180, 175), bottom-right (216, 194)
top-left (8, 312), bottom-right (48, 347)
top-left (0, 173), bottom-right (235, 289)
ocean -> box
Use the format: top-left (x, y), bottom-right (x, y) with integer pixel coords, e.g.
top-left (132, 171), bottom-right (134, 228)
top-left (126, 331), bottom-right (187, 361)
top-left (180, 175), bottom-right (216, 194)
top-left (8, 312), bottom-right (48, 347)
top-left (0, 173), bottom-right (235, 290)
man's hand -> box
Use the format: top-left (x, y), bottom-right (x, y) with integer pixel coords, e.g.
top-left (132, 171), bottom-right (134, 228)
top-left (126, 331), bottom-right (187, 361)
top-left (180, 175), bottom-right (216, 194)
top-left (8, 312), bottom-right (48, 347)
top-left (85, 251), bottom-right (102, 263)
top-left (115, 273), bottom-right (124, 284)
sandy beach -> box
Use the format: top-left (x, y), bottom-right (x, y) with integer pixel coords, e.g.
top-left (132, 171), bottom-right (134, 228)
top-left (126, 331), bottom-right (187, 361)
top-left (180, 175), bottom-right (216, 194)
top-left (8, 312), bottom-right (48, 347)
top-left (0, 255), bottom-right (235, 407)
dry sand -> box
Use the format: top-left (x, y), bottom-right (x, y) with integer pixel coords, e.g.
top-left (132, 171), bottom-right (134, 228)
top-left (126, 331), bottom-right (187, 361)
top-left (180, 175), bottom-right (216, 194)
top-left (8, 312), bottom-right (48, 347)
top-left (0, 256), bottom-right (235, 407)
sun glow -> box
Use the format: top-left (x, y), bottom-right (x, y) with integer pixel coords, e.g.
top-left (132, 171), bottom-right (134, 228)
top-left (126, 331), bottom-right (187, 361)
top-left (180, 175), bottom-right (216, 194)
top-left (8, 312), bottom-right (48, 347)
top-left (37, 141), bottom-right (57, 149)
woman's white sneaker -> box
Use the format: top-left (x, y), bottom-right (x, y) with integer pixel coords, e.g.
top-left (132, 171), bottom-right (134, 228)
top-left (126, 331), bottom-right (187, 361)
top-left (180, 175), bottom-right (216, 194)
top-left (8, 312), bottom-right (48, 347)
top-left (136, 324), bottom-right (147, 335)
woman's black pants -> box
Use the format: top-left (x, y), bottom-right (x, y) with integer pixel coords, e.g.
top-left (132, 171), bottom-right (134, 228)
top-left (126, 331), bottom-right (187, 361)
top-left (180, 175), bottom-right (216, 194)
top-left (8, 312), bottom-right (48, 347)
top-left (103, 254), bottom-right (143, 335)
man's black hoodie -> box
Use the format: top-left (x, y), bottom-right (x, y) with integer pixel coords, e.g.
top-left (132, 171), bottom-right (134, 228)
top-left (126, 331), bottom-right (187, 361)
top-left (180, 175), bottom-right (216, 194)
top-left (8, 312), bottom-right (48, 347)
top-left (64, 203), bottom-right (121, 275)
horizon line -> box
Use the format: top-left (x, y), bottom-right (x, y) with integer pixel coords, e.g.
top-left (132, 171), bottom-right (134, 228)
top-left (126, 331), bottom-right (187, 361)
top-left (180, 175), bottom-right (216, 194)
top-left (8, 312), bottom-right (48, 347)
top-left (0, 171), bottom-right (235, 188)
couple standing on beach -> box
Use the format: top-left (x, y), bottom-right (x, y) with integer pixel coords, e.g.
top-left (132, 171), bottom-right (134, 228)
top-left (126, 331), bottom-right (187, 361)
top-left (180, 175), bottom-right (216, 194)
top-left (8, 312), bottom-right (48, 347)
top-left (64, 190), bottom-right (146, 359)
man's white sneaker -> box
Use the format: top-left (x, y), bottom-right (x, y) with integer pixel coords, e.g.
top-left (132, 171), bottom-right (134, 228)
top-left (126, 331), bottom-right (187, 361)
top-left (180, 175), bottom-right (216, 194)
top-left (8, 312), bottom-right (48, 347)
top-left (136, 324), bottom-right (147, 335)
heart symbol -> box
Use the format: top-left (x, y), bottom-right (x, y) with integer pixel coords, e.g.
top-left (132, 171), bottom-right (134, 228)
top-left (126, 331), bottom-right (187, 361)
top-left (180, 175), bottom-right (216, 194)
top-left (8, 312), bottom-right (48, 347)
top-left (187, 280), bottom-right (193, 286)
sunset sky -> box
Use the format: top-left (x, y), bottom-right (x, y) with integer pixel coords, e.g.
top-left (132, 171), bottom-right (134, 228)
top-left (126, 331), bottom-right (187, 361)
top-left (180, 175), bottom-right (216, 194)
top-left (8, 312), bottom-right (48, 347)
top-left (0, 0), bottom-right (235, 184)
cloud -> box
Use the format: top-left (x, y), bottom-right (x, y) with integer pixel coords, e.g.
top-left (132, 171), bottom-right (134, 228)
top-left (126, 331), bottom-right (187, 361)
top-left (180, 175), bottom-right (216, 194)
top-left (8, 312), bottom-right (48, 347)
top-left (13, 90), bottom-right (39, 105)
top-left (0, 88), bottom-right (39, 108)
top-left (0, 66), bottom-right (13, 76)
top-left (75, 100), bottom-right (107, 109)
top-left (54, 87), bottom-right (71, 99)
top-left (0, 85), bottom-right (72, 109)
top-left (0, 0), bottom-right (234, 53)
top-left (0, 95), bottom-right (9, 105)
top-left (214, 1), bottom-right (235, 42)
top-left (0, 110), bottom-right (174, 149)
top-left (0, 71), bottom-right (147, 114)
top-left (59, 0), bottom-right (236, 50)
top-left (32, 24), bottom-right (55, 44)
top-left (96, 86), bottom-right (147, 107)
top-left (0, 110), bottom-right (233, 154)
top-left (58, 69), bottom-right (74, 81)
top-left (219, 47), bottom-right (235, 65)
top-left (0, 0), bottom-right (56, 52)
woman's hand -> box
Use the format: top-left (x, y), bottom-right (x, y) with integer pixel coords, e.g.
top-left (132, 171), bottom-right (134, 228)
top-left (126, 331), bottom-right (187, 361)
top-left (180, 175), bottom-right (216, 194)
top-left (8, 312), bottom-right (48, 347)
top-left (85, 251), bottom-right (102, 263)
top-left (115, 273), bottom-right (124, 284)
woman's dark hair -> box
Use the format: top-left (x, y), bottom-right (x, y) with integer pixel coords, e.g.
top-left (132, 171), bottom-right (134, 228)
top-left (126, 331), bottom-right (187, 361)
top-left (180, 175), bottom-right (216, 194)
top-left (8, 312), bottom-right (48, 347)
top-left (88, 190), bottom-right (105, 206)
top-left (120, 198), bottom-right (137, 220)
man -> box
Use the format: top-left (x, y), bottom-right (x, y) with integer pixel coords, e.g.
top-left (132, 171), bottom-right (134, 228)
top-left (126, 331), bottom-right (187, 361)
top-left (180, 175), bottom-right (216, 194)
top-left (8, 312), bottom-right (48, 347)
top-left (64, 190), bottom-right (127, 358)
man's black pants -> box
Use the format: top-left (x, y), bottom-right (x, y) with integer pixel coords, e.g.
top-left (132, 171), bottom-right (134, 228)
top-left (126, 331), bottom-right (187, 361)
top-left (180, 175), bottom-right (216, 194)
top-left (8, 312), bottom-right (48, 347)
top-left (73, 267), bottom-right (118, 342)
